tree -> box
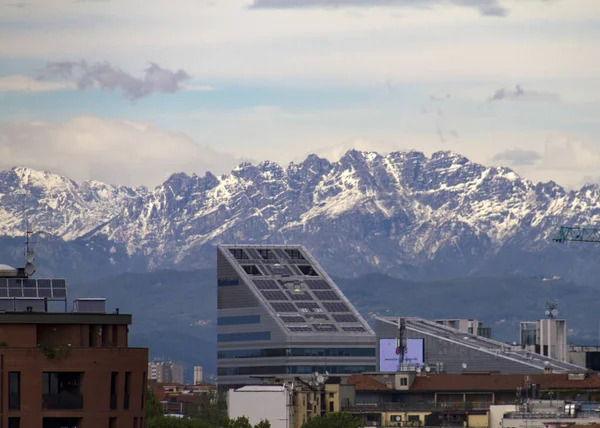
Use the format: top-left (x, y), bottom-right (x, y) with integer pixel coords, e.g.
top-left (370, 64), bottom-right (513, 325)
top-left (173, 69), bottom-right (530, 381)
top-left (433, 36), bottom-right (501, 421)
top-left (185, 389), bottom-right (229, 427)
top-left (146, 415), bottom-right (217, 428)
top-left (301, 412), bottom-right (362, 428)
top-left (228, 416), bottom-right (252, 428)
top-left (146, 387), bottom-right (164, 420)
top-left (254, 420), bottom-right (271, 428)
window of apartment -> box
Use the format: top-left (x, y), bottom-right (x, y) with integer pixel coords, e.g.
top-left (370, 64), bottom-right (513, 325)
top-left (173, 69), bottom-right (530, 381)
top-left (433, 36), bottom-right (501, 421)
top-left (400, 377), bottom-right (408, 386)
top-left (8, 372), bottom-right (20, 410)
top-left (110, 372), bottom-right (119, 410)
top-left (8, 418), bottom-right (19, 428)
top-left (141, 372), bottom-right (146, 410)
top-left (108, 418), bottom-right (116, 428)
top-left (42, 372), bottom-right (84, 410)
top-left (133, 417), bottom-right (138, 428)
top-left (329, 401), bottom-right (334, 412)
top-left (124, 372), bottom-right (131, 410)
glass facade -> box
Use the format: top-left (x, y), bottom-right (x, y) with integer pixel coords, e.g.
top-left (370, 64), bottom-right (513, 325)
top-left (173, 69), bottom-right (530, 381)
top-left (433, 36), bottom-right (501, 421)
top-left (218, 347), bottom-right (376, 359)
top-left (218, 365), bottom-right (376, 376)
top-left (217, 315), bottom-right (261, 326)
top-left (217, 331), bottom-right (271, 342)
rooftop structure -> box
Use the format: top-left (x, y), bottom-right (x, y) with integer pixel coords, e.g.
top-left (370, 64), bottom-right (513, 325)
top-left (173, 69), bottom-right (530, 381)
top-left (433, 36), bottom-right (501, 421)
top-left (217, 245), bottom-right (376, 387)
top-left (376, 317), bottom-right (586, 374)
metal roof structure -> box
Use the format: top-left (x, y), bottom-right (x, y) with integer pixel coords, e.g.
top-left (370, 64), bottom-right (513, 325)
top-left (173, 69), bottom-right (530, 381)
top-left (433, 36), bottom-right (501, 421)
top-left (376, 316), bottom-right (586, 373)
top-left (219, 244), bottom-right (374, 337)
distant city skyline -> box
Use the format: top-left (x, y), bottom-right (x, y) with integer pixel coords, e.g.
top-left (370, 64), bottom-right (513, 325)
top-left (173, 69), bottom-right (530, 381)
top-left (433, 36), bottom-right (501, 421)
top-left (1, 0), bottom-right (598, 188)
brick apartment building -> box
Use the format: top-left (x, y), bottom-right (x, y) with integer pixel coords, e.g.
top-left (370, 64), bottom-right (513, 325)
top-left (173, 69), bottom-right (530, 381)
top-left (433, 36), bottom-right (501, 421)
top-left (0, 261), bottom-right (148, 428)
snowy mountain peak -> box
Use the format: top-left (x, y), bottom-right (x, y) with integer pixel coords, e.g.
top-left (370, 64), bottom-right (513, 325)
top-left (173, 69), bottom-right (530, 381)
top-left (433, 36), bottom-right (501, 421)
top-left (4, 149), bottom-right (600, 281)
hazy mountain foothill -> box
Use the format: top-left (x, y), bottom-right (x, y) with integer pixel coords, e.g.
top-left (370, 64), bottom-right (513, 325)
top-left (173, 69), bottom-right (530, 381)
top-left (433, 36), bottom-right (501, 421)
top-left (2, 150), bottom-right (600, 379)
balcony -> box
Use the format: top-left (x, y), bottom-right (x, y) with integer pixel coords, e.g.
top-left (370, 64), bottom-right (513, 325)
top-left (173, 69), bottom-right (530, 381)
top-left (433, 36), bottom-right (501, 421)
top-left (42, 393), bottom-right (84, 410)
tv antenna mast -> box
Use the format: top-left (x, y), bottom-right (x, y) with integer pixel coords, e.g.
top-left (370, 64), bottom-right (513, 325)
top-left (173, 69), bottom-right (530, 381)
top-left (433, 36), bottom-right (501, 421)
top-left (396, 317), bottom-right (407, 371)
top-left (24, 224), bottom-right (36, 277)
top-left (544, 300), bottom-right (559, 319)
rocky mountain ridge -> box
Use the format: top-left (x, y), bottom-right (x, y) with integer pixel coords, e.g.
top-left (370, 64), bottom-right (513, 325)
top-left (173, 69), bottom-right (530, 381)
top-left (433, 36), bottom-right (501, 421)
top-left (2, 150), bottom-right (600, 282)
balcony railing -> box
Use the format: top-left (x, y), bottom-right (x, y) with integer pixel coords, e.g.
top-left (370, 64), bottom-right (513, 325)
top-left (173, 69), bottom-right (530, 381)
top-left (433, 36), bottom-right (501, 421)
top-left (343, 401), bottom-right (492, 413)
top-left (42, 393), bottom-right (84, 410)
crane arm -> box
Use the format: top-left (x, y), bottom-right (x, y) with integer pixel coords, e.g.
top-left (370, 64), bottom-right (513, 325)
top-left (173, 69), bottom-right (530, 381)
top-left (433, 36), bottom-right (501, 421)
top-left (553, 226), bottom-right (600, 243)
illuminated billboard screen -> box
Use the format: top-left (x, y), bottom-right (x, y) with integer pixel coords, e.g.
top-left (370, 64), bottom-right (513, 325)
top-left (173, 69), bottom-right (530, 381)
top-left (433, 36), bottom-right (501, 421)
top-left (379, 338), bottom-right (424, 372)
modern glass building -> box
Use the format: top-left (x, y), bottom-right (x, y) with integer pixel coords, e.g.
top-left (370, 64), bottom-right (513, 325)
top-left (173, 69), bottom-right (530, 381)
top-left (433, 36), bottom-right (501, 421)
top-left (217, 245), bottom-right (376, 387)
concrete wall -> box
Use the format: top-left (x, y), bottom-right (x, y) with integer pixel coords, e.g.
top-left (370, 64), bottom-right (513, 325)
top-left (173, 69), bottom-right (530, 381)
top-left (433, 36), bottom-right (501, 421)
top-left (488, 405), bottom-right (517, 428)
top-left (228, 388), bottom-right (289, 428)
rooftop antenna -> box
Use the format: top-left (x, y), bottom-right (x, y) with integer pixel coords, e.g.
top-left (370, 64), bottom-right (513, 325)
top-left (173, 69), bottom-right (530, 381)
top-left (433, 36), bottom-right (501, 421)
top-left (24, 221), bottom-right (36, 277)
top-left (545, 300), bottom-right (559, 319)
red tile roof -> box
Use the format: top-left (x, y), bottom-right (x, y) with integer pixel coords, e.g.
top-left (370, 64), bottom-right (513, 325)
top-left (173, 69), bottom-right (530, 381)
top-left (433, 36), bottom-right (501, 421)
top-left (410, 373), bottom-right (600, 392)
top-left (347, 375), bottom-right (391, 391)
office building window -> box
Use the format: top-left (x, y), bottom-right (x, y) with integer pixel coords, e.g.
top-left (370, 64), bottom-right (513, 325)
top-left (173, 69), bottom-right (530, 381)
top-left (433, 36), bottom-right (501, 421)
top-left (8, 418), bottom-right (19, 428)
top-left (217, 347), bottom-right (375, 359)
top-left (42, 372), bottom-right (84, 410)
top-left (9, 372), bottom-right (20, 410)
top-left (217, 315), bottom-right (261, 326)
top-left (217, 331), bottom-right (271, 342)
top-left (124, 372), bottom-right (131, 410)
top-left (109, 417), bottom-right (116, 428)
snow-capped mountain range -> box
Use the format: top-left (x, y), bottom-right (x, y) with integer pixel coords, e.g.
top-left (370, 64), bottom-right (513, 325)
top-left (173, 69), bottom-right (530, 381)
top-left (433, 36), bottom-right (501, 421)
top-left (2, 150), bottom-right (600, 283)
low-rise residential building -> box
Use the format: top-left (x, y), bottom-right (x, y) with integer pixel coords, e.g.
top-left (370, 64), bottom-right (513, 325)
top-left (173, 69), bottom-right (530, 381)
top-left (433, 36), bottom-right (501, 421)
top-left (341, 372), bottom-right (600, 428)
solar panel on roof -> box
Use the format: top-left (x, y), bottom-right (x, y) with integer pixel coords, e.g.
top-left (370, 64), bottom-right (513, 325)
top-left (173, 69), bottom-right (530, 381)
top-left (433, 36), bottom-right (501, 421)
top-left (37, 279), bottom-right (51, 288)
top-left (306, 314), bottom-right (329, 320)
top-left (284, 249), bottom-right (305, 260)
top-left (52, 279), bottom-right (66, 289)
top-left (288, 326), bottom-right (313, 332)
top-left (38, 288), bottom-right (52, 297)
top-left (23, 279), bottom-right (37, 288)
top-left (313, 290), bottom-right (340, 301)
top-left (332, 314), bottom-right (358, 323)
top-left (23, 288), bottom-right (37, 297)
top-left (0, 289), bottom-right (7, 297)
top-left (261, 290), bottom-right (288, 301)
top-left (7, 279), bottom-right (20, 288)
top-left (287, 292), bottom-right (313, 301)
top-left (342, 326), bottom-right (366, 332)
top-left (296, 302), bottom-right (320, 309)
top-left (52, 288), bottom-right (67, 298)
top-left (313, 324), bottom-right (338, 332)
top-left (257, 249), bottom-right (278, 260)
top-left (280, 315), bottom-right (305, 323)
top-left (305, 280), bottom-right (331, 290)
top-left (229, 248), bottom-right (249, 259)
top-left (8, 288), bottom-right (22, 297)
top-left (0, 279), bottom-right (6, 289)
top-left (323, 302), bottom-right (350, 312)
top-left (254, 280), bottom-right (280, 290)
top-left (270, 302), bottom-right (297, 312)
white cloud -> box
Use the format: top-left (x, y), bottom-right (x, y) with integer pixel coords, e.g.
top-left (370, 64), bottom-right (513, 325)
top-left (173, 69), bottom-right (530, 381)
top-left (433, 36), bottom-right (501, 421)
top-left (0, 75), bottom-right (75, 92)
top-left (0, 116), bottom-right (242, 187)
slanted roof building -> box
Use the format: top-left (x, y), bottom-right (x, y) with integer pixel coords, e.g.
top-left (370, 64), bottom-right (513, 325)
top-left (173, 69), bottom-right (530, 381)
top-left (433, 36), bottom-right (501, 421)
top-left (375, 317), bottom-right (586, 374)
top-left (217, 245), bottom-right (376, 387)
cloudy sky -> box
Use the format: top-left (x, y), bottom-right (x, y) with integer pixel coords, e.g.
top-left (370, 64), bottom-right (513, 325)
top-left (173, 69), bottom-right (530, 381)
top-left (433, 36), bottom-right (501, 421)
top-left (0, 0), bottom-right (599, 188)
